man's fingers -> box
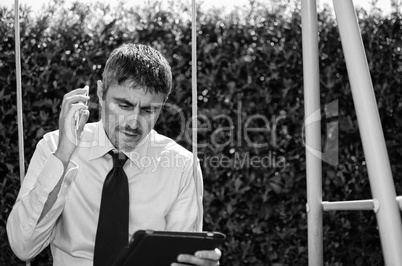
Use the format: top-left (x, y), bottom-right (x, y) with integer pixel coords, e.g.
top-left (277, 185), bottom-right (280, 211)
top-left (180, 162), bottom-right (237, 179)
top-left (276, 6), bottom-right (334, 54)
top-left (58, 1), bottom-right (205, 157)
top-left (62, 95), bottom-right (90, 108)
top-left (176, 254), bottom-right (206, 265)
top-left (60, 104), bottom-right (88, 145)
top-left (195, 248), bottom-right (221, 260)
top-left (174, 253), bottom-right (218, 266)
top-left (173, 249), bottom-right (222, 266)
top-left (65, 103), bottom-right (88, 128)
top-left (60, 94), bottom-right (89, 122)
top-left (63, 87), bottom-right (89, 98)
top-left (54, 88), bottom-right (90, 162)
top-left (172, 249), bottom-right (221, 266)
top-left (61, 87), bottom-right (89, 109)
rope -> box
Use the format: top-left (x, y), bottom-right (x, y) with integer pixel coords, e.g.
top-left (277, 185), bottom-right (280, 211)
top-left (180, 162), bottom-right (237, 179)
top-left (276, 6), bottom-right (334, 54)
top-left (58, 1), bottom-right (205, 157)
top-left (14, 0), bottom-right (25, 184)
top-left (14, 1), bottom-right (29, 265)
top-left (191, 0), bottom-right (202, 231)
top-left (191, 0), bottom-right (197, 176)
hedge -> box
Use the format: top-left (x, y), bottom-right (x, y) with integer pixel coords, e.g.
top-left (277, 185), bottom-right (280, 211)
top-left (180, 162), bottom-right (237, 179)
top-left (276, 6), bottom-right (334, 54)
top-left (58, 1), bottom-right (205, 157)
top-left (0, 0), bottom-right (402, 265)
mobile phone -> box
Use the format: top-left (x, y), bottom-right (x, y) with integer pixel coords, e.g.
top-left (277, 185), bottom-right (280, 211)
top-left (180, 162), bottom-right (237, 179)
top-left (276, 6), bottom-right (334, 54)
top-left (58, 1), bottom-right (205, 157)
top-left (74, 85), bottom-right (89, 131)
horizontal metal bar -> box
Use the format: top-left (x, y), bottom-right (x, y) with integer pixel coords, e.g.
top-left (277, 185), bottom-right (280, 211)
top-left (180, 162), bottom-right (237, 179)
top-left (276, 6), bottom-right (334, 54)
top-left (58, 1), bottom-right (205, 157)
top-left (397, 196), bottom-right (402, 211)
top-left (322, 200), bottom-right (377, 211)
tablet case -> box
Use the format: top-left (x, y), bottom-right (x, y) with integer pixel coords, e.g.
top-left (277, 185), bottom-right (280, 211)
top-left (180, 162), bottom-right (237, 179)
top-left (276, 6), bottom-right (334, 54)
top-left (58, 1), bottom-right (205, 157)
top-left (113, 230), bottom-right (226, 266)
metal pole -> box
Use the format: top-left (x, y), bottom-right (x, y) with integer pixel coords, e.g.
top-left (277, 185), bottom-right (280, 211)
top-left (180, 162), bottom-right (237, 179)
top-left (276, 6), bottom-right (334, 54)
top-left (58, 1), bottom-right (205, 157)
top-left (301, 0), bottom-right (323, 265)
top-left (333, 1), bottom-right (402, 265)
top-left (397, 196), bottom-right (402, 211)
top-left (322, 199), bottom-right (378, 211)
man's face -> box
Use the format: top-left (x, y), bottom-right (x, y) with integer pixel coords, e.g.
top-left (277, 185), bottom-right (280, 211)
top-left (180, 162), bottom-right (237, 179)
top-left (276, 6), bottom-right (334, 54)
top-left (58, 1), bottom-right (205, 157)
top-left (97, 80), bottom-right (165, 152)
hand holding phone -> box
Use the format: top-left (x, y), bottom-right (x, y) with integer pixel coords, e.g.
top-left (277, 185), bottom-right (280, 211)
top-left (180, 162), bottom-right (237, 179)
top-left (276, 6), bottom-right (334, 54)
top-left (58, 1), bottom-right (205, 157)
top-left (74, 85), bottom-right (89, 131)
top-left (55, 86), bottom-right (90, 167)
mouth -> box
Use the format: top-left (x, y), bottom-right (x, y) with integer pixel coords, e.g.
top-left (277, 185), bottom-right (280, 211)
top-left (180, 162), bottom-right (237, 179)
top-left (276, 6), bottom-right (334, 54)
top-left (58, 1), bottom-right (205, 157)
top-left (121, 130), bottom-right (141, 138)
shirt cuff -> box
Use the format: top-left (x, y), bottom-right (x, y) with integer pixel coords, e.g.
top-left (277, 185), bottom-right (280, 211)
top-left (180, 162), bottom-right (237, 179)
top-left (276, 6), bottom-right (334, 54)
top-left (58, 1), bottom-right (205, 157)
top-left (36, 153), bottom-right (77, 195)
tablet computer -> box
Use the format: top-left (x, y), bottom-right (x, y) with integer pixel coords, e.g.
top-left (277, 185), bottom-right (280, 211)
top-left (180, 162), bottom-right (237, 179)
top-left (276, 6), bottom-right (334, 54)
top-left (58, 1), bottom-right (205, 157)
top-left (113, 230), bottom-right (226, 266)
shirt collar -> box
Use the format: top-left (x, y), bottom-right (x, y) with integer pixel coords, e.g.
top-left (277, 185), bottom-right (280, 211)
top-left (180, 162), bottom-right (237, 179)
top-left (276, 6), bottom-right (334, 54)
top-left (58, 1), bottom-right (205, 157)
top-left (88, 120), bottom-right (150, 171)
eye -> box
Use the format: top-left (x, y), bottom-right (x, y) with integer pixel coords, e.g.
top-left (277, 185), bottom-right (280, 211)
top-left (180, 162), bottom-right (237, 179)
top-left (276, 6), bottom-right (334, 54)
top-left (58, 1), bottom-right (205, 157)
top-left (142, 108), bottom-right (153, 114)
top-left (119, 104), bottom-right (131, 110)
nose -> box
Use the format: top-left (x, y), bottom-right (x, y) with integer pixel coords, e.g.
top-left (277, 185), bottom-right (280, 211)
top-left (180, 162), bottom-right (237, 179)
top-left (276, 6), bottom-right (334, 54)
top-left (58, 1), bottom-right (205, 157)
top-left (125, 113), bottom-right (140, 130)
top-left (124, 104), bottom-right (141, 129)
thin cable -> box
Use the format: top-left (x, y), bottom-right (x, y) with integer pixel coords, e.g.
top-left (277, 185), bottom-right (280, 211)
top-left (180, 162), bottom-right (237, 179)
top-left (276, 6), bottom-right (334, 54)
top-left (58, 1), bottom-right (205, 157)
top-left (14, 0), bottom-right (25, 183)
top-left (191, 1), bottom-right (197, 168)
top-left (15, 2), bottom-right (29, 264)
top-left (191, 0), bottom-right (202, 231)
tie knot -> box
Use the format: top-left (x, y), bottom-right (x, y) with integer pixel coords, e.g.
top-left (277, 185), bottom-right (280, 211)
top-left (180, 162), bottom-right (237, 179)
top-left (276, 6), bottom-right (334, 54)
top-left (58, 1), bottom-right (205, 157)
top-left (109, 151), bottom-right (128, 168)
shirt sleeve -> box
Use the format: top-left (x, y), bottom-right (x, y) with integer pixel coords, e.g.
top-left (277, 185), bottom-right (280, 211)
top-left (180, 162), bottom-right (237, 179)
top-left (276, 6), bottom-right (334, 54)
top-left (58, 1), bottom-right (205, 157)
top-left (165, 157), bottom-right (204, 232)
top-left (6, 136), bottom-right (78, 261)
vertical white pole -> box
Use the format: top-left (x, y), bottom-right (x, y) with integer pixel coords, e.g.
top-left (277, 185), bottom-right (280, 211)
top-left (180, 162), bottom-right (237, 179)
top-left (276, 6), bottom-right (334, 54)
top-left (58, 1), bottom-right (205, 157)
top-left (333, 0), bottom-right (402, 265)
top-left (301, 0), bottom-right (323, 265)
top-left (14, 0), bottom-right (25, 181)
top-left (191, 1), bottom-right (197, 177)
top-left (14, 1), bottom-right (29, 265)
top-left (191, 0), bottom-right (202, 231)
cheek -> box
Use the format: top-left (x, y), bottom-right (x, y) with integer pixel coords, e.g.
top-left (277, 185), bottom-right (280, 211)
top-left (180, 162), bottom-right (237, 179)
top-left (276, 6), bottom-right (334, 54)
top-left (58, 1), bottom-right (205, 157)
top-left (136, 116), bottom-right (154, 132)
top-left (105, 102), bottom-right (119, 116)
top-left (103, 105), bottom-right (122, 130)
top-left (146, 113), bottom-right (160, 129)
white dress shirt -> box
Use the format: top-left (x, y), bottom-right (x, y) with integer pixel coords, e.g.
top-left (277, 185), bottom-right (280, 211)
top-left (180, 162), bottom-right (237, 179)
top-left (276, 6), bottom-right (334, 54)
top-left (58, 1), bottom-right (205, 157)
top-left (7, 121), bottom-right (203, 265)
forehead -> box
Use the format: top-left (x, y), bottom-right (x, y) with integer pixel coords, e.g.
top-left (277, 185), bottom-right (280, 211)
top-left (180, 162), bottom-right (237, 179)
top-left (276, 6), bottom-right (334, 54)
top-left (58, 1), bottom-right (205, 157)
top-left (106, 83), bottom-right (165, 105)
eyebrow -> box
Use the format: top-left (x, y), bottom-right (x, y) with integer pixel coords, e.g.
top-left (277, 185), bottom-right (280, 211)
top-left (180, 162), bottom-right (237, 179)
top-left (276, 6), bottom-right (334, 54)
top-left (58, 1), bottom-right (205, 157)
top-left (113, 97), bottom-right (162, 110)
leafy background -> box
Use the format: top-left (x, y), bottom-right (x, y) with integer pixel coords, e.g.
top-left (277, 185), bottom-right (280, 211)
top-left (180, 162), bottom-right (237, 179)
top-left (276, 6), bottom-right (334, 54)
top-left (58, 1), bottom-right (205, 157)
top-left (1, 0), bottom-right (402, 265)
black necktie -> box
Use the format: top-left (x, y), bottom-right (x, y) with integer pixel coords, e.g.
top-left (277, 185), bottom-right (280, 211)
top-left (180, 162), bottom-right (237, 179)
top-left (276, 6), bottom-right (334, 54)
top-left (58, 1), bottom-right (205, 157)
top-left (94, 151), bottom-right (129, 266)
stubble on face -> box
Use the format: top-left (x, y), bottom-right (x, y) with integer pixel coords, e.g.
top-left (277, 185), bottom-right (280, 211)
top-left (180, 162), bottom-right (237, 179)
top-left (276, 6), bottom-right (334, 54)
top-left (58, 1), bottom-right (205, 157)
top-left (105, 114), bottom-right (143, 152)
top-left (98, 82), bottom-right (165, 152)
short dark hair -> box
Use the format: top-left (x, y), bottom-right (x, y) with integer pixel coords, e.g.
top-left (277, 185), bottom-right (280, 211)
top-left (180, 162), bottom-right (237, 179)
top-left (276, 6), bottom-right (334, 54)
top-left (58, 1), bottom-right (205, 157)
top-left (102, 43), bottom-right (172, 98)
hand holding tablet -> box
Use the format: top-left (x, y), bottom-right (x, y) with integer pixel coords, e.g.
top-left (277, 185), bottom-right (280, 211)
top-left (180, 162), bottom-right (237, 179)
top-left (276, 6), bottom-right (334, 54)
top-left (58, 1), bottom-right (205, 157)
top-left (113, 230), bottom-right (226, 266)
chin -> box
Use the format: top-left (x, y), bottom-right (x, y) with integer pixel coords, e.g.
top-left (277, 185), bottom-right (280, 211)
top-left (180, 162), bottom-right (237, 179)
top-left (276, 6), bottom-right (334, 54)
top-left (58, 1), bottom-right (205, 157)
top-left (111, 132), bottom-right (140, 149)
top-left (121, 143), bottom-right (135, 152)
top-left (121, 139), bottom-right (142, 152)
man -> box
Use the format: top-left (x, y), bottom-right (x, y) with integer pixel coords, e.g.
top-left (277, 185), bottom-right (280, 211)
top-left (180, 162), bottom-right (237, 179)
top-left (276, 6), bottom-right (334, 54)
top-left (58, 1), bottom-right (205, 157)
top-left (7, 44), bottom-right (221, 265)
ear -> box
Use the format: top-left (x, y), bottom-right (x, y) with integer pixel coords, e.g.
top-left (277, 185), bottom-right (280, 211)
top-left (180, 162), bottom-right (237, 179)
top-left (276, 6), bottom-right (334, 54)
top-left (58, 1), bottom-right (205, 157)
top-left (97, 80), bottom-right (103, 105)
